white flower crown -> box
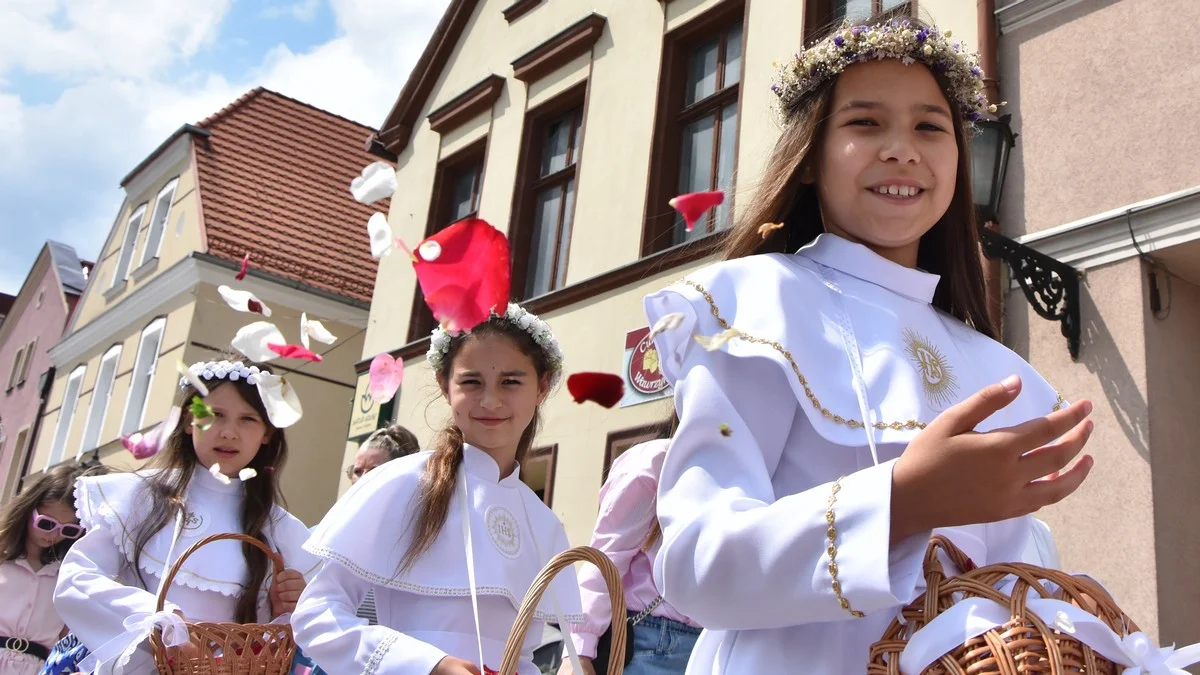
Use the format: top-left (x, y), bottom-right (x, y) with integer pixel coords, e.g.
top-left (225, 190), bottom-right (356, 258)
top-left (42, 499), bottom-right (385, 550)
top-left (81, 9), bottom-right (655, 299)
top-left (427, 304), bottom-right (565, 388)
top-left (178, 360), bottom-right (267, 389)
top-left (771, 18), bottom-right (995, 124)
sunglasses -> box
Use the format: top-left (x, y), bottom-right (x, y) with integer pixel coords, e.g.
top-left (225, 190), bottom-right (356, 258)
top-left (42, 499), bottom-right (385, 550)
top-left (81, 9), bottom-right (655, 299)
top-left (31, 508), bottom-right (84, 539)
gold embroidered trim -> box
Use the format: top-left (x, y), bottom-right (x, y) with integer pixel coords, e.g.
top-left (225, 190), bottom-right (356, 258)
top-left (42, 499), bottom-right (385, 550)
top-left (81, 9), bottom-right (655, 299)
top-left (825, 476), bottom-right (863, 618)
top-left (680, 279), bottom-right (1065, 427)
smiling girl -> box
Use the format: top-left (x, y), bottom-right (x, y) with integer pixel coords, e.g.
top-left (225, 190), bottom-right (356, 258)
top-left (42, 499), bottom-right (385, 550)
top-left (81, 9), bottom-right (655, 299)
top-left (294, 304), bottom-right (583, 675)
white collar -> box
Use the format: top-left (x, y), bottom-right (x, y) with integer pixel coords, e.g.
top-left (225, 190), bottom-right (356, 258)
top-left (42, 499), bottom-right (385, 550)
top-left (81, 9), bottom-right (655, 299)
top-left (463, 444), bottom-right (523, 487)
top-left (797, 233), bottom-right (940, 304)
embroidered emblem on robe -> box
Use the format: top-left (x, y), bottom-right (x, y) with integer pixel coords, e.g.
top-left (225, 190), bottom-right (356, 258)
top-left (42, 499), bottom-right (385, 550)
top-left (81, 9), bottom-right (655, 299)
top-left (903, 328), bottom-right (959, 410)
top-left (486, 505), bottom-right (521, 558)
top-left (182, 510), bottom-right (206, 534)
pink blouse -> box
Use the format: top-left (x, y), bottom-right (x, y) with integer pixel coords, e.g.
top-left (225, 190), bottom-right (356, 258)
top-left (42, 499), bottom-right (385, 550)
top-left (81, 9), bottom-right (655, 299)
top-left (568, 439), bottom-right (699, 658)
top-left (0, 558), bottom-right (64, 675)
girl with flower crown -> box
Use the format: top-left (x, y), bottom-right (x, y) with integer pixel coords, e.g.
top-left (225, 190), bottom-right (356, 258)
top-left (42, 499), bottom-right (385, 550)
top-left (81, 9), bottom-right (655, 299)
top-left (643, 13), bottom-right (1096, 673)
top-left (51, 359), bottom-right (320, 674)
top-left (293, 304), bottom-right (583, 675)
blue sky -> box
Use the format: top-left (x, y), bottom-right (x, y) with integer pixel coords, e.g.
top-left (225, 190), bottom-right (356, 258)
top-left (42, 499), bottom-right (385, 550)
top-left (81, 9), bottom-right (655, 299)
top-left (0, 0), bottom-right (448, 296)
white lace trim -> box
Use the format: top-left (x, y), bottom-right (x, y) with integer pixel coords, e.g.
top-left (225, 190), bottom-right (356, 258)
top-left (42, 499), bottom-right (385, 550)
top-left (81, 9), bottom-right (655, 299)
top-left (365, 632), bottom-right (399, 675)
top-left (308, 545), bottom-right (584, 623)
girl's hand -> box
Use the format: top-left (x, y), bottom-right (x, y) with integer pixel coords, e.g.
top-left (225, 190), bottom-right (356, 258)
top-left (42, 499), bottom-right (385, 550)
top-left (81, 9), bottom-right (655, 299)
top-left (269, 568), bottom-right (306, 617)
top-left (891, 375), bottom-right (1095, 542)
top-left (432, 656), bottom-right (483, 674)
top-left (557, 656), bottom-right (598, 675)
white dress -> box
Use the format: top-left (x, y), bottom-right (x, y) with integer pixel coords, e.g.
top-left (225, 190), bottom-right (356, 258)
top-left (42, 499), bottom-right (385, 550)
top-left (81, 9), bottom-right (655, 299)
top-left (55, 465), bottom-right (321, 674)
top-left (293, 445), bottom-right (583, 675)
top-left (643, 233), bottom-right (1065, 674)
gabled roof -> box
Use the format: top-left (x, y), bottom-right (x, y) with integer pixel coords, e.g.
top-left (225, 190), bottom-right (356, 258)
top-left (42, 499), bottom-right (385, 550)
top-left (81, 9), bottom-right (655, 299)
top-left (191, 88), bottom-right (386, 305)
top-left (46, 241), bottom-right (88, 296)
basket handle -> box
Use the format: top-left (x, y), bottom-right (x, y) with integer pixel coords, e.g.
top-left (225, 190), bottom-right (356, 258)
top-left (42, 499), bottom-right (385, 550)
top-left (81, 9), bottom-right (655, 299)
top-left (498, 546), bottom-right (627, 675)
top-left (155, 532), bottom-right (286, 612)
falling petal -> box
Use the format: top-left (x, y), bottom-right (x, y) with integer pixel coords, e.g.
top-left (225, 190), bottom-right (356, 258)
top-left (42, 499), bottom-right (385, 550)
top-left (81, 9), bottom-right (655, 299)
top-left (300, 312), bottom-right (337, 351)
top-left (368, 213), bottom-right (394, 259)
top-left (719, 423), bottom-right (732, 437)
top-left (176, 361), bottom-right (209, 397)
top-left (669, 191), bottom-right (725, 232)
top-left (758, 222), bottom-right (785, 239)
top-left (368, 353), bottom-right (404, 404)
top-left (350, 161), bottom-right (397, 204)
top-left (267, 342), bottom-right (323, 362)
top-left (236, 253), bottom-right (250, 281)
top-left (413, 218), bottom-right (510, 335)
top-left (231, 321), bottom-right (287, 362)
top-left (426, 283), bottom-right (492, 335)
top-left (483, 668), bottom-right (498, 675)
top-left (648, 312), bottom-right (685, 341)
top-left (121, 406), bottom-right (182, 460)
top-left (256, 373), bottom-right (304, 428)
top-left (694, 328), bottom-right (740, 351)
top-left (218, 285), bottom-right (272, 317)
top-left (1054, 611), bottom-right (1076, 634)
top-left (238, 468), bottom-right (258, 481)
top-left (209, 462), bottom-right (232, 485)
top-left (566, 372), bottom-right (625, 409)
top-left (418, 240), bottom-right (442, 261)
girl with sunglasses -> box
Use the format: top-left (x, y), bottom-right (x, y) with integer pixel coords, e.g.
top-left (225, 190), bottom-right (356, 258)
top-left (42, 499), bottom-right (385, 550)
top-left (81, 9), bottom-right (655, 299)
top-left (0, 463), bottom-right (107, 675)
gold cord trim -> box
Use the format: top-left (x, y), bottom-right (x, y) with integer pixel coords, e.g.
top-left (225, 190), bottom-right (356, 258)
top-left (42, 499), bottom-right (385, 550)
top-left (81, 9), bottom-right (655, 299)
top-left (825, 476), bottom-right (864, 618)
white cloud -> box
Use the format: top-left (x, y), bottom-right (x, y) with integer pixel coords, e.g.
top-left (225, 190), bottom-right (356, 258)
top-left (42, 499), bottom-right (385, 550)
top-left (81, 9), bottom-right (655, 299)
top-left (261, 0), bottom-right (322, 23)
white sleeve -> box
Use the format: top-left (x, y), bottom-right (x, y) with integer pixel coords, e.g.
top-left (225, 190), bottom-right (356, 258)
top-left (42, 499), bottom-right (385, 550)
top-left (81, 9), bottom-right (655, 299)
top-left (651, 340), bottom-right (932, 631)
top-left (292, 560), bottom-right (448, 675)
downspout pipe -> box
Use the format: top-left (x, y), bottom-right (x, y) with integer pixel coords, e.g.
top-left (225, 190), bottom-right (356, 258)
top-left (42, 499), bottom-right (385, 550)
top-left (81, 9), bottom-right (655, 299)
top-left (978, 0), bottom-right (1005, 336)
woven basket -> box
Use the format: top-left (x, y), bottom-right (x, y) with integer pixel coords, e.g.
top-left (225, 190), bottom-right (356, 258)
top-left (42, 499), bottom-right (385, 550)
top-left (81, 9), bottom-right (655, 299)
top-left (867, 534), bottom-right (1138, 674)
top-left (151, 533), bottom-right (297, 674)
top-left (498, 546), bottom-right (628, 675)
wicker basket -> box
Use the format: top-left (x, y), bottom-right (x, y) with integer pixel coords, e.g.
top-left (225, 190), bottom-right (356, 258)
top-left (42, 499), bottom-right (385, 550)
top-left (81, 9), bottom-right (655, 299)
top-left (498, 546), bottom-right (628, 675)
top-left (151, 533), bottom-right (298, 674)
top-left (867, 534), bottom-right (1138, 674)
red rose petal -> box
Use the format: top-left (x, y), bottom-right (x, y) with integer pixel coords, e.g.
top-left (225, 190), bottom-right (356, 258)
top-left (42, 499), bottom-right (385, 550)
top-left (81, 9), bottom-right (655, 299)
top-left (246, 299), bottom-right (266, 315)
top-left (413, 218), bottom-right (510, 335)
top-left (567, 372), bottom-right (625, 409)
top-left (267, 342), bottom-right (323, 362)
top-left (483, 668), bottom-right (498, 675)
top-left (236, 253), bottom-right (250, 281)
top-left (669, 190), bottom-right (725, 232)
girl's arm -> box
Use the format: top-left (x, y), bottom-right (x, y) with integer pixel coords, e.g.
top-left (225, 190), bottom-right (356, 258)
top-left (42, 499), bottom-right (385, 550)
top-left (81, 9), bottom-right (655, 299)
top-left (292, 560), bottom-right (449, 674)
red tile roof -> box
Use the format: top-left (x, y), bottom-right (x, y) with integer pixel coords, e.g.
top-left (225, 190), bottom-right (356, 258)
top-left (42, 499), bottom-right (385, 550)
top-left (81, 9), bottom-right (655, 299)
top-left (193, 88), bottom-right (386, 304)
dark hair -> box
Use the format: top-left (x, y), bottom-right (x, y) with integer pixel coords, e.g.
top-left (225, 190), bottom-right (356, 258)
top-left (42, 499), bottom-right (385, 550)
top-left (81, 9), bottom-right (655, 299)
top-left (720, 13), bottom-right (994, 339)
top-left (0, 463), bottom-right (110, 564)
top-left (130, 365), bottom-right (288, 623)
top-left (398, 318), bottom-right (553, 573)
top-left (641, 409), bottom-right (678, 553)
top-left (364, 424), bottom-right (421, 461)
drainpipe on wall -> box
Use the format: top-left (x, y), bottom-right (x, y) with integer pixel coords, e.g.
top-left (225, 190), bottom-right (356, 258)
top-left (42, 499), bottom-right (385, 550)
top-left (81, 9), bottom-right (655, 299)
top-left (15, 365), bottom-right (55, 495)
top-left (978, 0), bottom-right (1005, 337)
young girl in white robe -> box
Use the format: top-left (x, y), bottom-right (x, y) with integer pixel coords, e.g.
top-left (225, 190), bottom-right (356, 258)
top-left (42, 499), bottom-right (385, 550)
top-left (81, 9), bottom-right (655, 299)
top-left (643, 14), bottom-right (1097, 674)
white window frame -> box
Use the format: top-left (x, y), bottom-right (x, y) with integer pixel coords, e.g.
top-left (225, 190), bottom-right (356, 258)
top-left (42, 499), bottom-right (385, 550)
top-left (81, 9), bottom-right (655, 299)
top-left (111, 203), bottom-right (147, 287)
top-left (121, 318), bottom-right (165, 435)
top-left (78, 344), bottom-right (122, 456)
top-left (6, 346), bottom-right (24, 390)
top-left (139, 178), bottom-right (179, 267)
top-left (48, 365), bottom-right (86, 468)
top-left (18, 338), bottom-right (36, 385)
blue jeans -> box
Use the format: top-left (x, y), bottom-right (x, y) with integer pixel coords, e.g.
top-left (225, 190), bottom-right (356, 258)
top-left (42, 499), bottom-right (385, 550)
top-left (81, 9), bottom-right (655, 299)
top-left (624, 613), bottom-right (701, 675)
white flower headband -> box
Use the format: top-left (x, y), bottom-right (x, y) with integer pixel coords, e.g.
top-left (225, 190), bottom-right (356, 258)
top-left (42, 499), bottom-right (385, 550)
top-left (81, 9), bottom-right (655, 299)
top-left (427, 303), bottom-right (565, 388)
top-left (771, 18), bottom-right (996, 124)
top-left (178, 360), bottom-right (266, 388)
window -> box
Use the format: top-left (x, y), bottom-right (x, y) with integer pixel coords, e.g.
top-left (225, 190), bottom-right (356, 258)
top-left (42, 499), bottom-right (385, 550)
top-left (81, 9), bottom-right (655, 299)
top-left (602, 422), bottom-right (672, 484)
top-left (121, 318), bottom-right (165, 435)
top-left (6, 346), bottom-right (24, 390)
top-left (36, 290), bottom-right (43, 308)
top-left (18, 339), bottom-right (36, 385)
top-left (804, 0), bottom-right (914, 43)
top-left (111, 204), bottom-right (147, 287)
top-left (644, 6), bottom-right (744, 255)
top-left (521, 445), bottom-right (557, 506)
top-left (79, 345), bottom-right (122, 454)
top-left (48, 365), bottom-right (86, 467)
top-left (139, 178), bottom-right (178, 267)
top-left (512, 85), bottom-right (586, 299)
top-left (407, 141), bottom-right (487, 342)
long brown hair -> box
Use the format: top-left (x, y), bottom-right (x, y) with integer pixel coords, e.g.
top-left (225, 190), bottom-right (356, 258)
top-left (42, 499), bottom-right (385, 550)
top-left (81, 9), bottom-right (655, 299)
top-left (130, 366), bottom-right (288, 623)
top-left (0, 463), bottom-right (109, 565)
top-left (721, 13), bottom-right (994, 338)
top-left (640, 410), bottom-right (678, 552)
top-left (398, 319), bottom-right (553, 574)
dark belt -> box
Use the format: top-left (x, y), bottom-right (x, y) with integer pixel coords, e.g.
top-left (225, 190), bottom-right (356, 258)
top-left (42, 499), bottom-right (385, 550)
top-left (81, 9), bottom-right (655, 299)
top-left (0, 635), bottom-right (51, 660)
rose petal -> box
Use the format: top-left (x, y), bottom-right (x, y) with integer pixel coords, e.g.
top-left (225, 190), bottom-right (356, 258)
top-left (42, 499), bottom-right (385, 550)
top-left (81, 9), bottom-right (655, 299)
top-left (566, 372), bottom-right (625, 409)
top-left (368, 353), bottom-right (404, 404)
top-left (669, 191), bottom-right (724, 232)
top-left (236, 253), bottom-right (250, 281)
top-left (256, 373), bottom-right (303, 428)
top-left (368, 213), bottom-right (393, 258)
top-left (121, 406), bottom-right (182, 460)
top-left (300, 313), bottom-right (337, 352)
top-left (218, 285), bottom-right (272, 317)
top-left (209, 462), bottom-right (232, 485)
top-left (418, 240), bottom-right (442, 261)
top-left (1054, 610), bottom-right (1076, 634)
top-left (758, 222), bottom-right (785, 239)
top-left (648, 312), bottom-right (686, 341)
top-left (413, 218), bottom-right (510, 335)
top-left (350, 161), bottom-right (397, 204)
top-left (231, 322), bottom-right (287, 362)
top-left (238, 468), bottom-right (258, 481)
top-left (267, 343), bottom-right (323, 362)
top-left (694, 328), bottom-right (740, 351)
top-left (176, 361), bottom-right (210, 397)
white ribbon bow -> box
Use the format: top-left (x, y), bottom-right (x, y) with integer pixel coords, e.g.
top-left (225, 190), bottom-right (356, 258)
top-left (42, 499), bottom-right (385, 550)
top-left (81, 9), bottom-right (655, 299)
top-left (78, 610), bottom-right (191, 673)
top-left (898, 596), bottom-right (1200, 675)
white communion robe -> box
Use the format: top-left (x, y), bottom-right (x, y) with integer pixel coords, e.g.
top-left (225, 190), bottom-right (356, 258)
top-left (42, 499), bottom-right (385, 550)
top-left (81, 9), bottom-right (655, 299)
top-left (293, 445), bottom-right (583, 675)
top-left (644, 233), bottom-right (1067, 674)
top-left (55, 465), bottom-right (320, 674)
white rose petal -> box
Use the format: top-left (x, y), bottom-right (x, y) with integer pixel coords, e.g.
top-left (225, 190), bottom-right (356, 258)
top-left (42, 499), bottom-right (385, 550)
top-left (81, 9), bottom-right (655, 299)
top-left (209, 462), bottom-right (232, 485)
top-left (238, 468), bottom-right (258, 481)
top-left (368, 213), bottom-right (394, 259)
top-left (176, 361), bottom-right (210, 397)
top-left (231, 321), bottom-right (287, 362)
top-left (256, 373), bottom-right (303, 428)
top-left (350, 161), bottom-right (398, 204)
top-left (418, 240), bottom-right (442, 261)
top-left (300, 313), bottom-right (338, 351)
top-left (217, 285), bottom-right (272, 317)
